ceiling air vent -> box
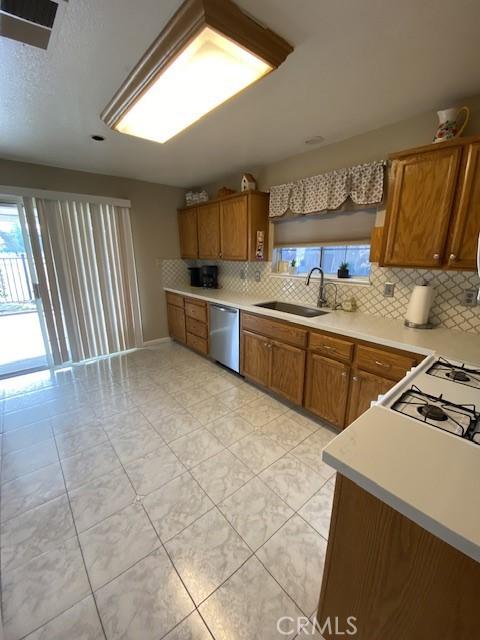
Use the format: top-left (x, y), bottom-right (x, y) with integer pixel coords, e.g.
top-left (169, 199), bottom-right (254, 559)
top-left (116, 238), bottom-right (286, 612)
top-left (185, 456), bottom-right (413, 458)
top-left (0, 0), bottom-right (61, 49)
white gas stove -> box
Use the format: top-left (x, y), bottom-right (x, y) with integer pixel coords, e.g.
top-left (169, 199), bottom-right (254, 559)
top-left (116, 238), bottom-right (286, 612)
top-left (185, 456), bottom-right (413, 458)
top-left (378, 354), bottom-right (480, 446)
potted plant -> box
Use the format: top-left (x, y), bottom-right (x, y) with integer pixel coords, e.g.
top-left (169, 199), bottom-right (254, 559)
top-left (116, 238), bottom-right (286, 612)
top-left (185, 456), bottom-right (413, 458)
top-left (337, 261), bottom-right (350, 278)
top-left (289, 259), bottom-right (297, 274)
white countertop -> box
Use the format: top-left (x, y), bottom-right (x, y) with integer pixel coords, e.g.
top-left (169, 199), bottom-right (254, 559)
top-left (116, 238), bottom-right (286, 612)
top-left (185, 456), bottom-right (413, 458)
top-left (165, 284), bottom-right (480, 562)
top-left (322, 406), bottom-right (480, 563)
top-left (164, 285), bottom-right (480, 363)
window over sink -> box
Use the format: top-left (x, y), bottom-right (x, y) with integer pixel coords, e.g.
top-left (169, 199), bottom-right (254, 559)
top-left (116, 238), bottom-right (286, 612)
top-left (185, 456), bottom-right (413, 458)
top-left (273, 243), bottom-right (371, 279)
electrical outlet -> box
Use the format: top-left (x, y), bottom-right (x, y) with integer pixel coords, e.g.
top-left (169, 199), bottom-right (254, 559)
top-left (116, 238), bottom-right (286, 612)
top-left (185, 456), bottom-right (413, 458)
top-left (462, 288), bottom-right (478, 307)
top-left (384, 282), bottom-right (395, 297)
top-left (255, 270), bottom-right (261, 283)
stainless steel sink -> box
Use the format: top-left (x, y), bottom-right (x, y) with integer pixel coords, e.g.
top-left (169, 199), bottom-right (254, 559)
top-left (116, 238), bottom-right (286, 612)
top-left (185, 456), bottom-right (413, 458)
top-left (254, 301), bottom-right (329, 317)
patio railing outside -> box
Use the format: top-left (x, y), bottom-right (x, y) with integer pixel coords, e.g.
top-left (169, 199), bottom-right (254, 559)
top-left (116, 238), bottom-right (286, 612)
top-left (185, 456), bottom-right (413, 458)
top-left (0, 254), bottom-right (35, 314)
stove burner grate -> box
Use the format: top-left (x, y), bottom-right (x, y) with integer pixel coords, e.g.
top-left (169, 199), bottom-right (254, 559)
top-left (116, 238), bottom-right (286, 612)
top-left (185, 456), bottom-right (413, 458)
top-left (426, 358), bottom-right (480, 389)
top-left (391, 386), bottom-right (479, 445)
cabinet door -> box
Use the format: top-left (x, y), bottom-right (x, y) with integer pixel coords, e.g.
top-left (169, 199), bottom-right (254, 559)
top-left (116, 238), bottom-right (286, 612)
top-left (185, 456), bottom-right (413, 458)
top-left (178, 208), bottom-right (198, 258)
top-left (382, 146), bottom-right (462, 268)
top-left (347, 370), bottom-right (394, 425)
top-left (221, 196), bottom-right (248, 260)
top-left (242, 330), bottom-right (271, 387)
top-left (197, 202), bottom-right (221, 259)
top-left (167, 304), bottom-right (186, 343)
top-left (305, 353), bottom-right (350, 429)
top-left (270, 340), bottom-right (306, 405)
top-left (446, 141), bottom-right (480, 270)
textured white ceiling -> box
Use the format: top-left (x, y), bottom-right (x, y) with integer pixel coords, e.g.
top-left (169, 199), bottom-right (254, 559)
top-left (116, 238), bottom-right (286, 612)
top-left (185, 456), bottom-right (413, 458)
top-left (1, 0), bottom-right (479, 187)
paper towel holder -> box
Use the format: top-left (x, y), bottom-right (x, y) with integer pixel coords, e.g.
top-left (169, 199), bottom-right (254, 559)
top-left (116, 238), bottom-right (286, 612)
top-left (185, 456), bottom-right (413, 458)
top-left (404, 279), bottom-right (434, 329)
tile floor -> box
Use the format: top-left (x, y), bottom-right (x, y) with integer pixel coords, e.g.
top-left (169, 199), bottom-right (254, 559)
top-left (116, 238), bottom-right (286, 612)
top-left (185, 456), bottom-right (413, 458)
top-left (0, 342), bottom-right (337, 640)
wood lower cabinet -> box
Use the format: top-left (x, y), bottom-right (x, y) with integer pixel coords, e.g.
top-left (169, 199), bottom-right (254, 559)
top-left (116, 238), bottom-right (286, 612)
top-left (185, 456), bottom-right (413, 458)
top-left (184, 298), bottom-right (208, 354)
top-left (270, 340), bottom-right (306, 405)
top-left (167, 303), bottom-right (186, 344)
top-left (304, 353), bottom-right (350, 429)
top-left (242, 330), bottom-right (271, 387)
top-left (318, 475), bottom-right (479, 639)
top-left (177, 207), bottom-right (198, 259)
top-left (446, 140), bottom-right (480, 270)
top-left (197, 202), bottom-right (220, 259)
top-left (347, 370), bottom-right (394, 424)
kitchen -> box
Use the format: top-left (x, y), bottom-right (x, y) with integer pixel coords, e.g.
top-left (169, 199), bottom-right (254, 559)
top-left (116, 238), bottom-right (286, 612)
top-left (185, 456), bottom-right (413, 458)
top-left (164, 116), bottom-right (480, 637)
top-left (0, 1), bottom-right (480, 640)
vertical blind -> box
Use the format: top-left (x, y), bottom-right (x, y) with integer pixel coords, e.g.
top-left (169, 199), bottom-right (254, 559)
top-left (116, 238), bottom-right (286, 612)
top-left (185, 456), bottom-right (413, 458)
top-left (23, 196), bottom-right (143, 364)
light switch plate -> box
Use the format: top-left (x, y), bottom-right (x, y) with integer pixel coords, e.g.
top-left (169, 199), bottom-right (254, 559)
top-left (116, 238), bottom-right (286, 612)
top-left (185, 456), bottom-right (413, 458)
top-left (462, 288), bottom-right (478, 306)
top-left (384, 282), bottom-right (395, 297)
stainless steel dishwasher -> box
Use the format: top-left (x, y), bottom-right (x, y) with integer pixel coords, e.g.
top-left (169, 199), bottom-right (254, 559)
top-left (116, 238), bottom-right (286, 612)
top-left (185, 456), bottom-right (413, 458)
top-left (209, 304), bottom-right (240, 372)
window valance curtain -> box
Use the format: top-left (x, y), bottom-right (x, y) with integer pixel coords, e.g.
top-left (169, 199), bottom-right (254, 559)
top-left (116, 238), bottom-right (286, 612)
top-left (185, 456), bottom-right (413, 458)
top-left (269, 160), bottom-right (385, 218)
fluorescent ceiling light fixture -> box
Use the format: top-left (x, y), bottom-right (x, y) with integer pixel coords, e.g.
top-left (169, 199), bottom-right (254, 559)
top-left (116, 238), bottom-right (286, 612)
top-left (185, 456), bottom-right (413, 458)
top-left (101, 0), bottom-right (293, 144)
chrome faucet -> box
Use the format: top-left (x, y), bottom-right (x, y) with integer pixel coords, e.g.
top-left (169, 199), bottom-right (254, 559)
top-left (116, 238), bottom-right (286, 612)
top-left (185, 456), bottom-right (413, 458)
top-left (305, 267), bottom-right (328, 307)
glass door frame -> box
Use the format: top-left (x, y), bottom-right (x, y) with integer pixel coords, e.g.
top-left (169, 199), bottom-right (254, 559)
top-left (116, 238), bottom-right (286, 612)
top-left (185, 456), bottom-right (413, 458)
top-left (0, 194), bottom-right (53, 373)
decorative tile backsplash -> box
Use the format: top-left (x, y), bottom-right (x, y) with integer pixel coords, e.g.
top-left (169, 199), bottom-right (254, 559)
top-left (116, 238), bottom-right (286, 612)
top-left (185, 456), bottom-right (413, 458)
top-left (162, 259), bottom-right (480, 334)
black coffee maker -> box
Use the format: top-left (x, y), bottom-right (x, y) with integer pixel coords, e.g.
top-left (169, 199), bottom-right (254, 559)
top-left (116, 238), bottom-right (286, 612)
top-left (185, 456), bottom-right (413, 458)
top-left (200, 265), bottom-right (218, 288)
top-left (188, 267), bottom-right (202, 287)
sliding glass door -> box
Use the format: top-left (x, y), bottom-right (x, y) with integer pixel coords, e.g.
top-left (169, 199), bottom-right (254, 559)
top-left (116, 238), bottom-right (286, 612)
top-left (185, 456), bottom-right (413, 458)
top-left (0, 199), bottom-right (51, 378)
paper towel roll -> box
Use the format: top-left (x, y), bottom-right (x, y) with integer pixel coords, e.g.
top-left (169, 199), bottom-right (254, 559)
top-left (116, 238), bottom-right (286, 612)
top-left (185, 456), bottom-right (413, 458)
top-left (405, 284), bottom-right (435, 327)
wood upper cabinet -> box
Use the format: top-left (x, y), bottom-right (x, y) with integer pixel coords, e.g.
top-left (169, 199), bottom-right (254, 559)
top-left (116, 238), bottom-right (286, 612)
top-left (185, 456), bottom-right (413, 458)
top-left (242, 330), bottom-right (271, 387)
top-left (220, 196), bottom-right (249, 260)
top-left (304, 353), bottom-right (350, 429)
top-left (270, 340), bottom-right (306, 405)
top-left (382, 144), bottom-right (462, 268)
top-left (347, 369), bottom-right (394, 425)
top-left (177, 207), bottom-right (198, 259)
top-left (178, 191), bottom-right (269, 263)
top-left (197, 202), bottom-right (221, 259)
top-left (167, 303), bottom-right (186, 344)
top-left (446, 140), bottom-right (480, 270)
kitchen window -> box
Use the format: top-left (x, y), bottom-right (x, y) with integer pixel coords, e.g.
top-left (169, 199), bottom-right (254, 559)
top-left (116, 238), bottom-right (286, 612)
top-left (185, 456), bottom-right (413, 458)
top-left (273, 243), bottom-right (371, 279)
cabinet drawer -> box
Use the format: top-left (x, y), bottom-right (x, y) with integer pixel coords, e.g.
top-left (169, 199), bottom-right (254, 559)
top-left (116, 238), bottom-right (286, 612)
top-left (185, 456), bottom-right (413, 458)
top-left (166, 292), bottom-right (184, 308)
top-left (241, 313), bottom-right (307, 348)
top-left (186, 332), bottom-right (208, 355)
top-left (309, 332), bottom-right (354, 362)
top-left (356, 345), bottom-right (417, 381)
top-left (185, 300), bottom-right (208, 323)
top-left (186, 316), bottom-right (208, 340)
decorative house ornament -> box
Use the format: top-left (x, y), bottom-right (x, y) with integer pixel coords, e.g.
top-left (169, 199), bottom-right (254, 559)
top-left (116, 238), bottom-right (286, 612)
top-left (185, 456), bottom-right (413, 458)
top-left (433, 106), bottom-right (470, 143)
top-left (241, 173), bottom-right (256, 191)
top-left (101, 0), bottom-right (293, 144)
top-left (268, 161), bottom-right (385, 218)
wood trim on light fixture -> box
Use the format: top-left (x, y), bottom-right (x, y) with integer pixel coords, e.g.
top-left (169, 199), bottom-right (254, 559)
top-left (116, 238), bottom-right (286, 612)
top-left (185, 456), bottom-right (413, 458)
top-left (101, 0), bottom-right (293, 130)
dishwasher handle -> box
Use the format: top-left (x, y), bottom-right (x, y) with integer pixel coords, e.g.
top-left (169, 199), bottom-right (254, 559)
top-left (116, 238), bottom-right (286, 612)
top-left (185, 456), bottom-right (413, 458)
top-left (210, 304), bottom-right (238, 314)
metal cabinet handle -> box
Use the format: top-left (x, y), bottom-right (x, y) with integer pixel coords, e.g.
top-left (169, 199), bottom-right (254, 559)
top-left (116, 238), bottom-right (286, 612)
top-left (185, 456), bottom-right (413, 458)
top-left (352, 376), bottom-right (359, 381)
top-left (449, 253), bottom-right (456, 262)
top-left (341, 371), bottom-right (347, 377)
top-left (433, 253), bottom-right (440, 261)
top-left (375, 360), bottom-right (391, 368)
top-left (322, 345), bottom-right (336, 351)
